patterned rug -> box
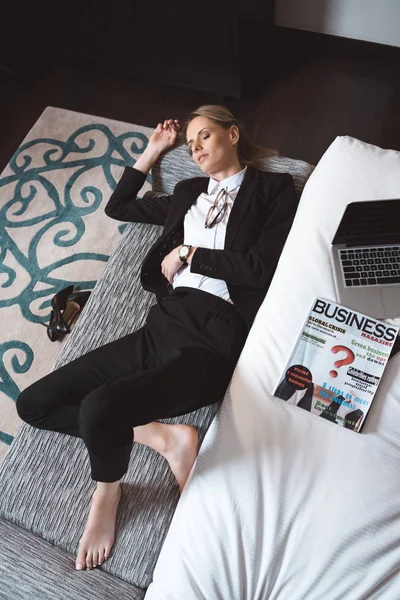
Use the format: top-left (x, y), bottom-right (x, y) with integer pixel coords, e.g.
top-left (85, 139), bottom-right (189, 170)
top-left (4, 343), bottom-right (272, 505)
top-left (0, 106), bottom-right (153, 462)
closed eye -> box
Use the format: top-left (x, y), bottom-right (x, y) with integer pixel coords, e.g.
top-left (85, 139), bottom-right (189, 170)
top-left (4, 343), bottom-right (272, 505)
top-left (187, 132), bottom-right (210, 155)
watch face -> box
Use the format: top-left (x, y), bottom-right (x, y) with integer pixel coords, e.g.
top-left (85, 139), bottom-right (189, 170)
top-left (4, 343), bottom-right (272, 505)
top-left (179, 246), bottom-right (188, 258)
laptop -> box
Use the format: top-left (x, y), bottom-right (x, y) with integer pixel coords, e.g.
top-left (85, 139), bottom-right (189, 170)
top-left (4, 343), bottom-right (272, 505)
top-left (331, 199), bottom-right (400, 319)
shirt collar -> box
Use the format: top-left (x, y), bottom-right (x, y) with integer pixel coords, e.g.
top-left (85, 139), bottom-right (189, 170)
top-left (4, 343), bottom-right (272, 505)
top-left (207, 165), bottom-right (247, 196)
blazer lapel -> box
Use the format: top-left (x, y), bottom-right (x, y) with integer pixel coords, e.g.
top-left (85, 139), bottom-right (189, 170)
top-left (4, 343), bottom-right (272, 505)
top-left (165, 166), bottom-right (260, 247)
top-left (224, 166), bottom-right (260, 250)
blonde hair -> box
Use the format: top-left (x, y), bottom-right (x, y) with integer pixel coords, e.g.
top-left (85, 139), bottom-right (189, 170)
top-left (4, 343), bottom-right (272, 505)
top-left (182, 105), bottom-right (278, 169)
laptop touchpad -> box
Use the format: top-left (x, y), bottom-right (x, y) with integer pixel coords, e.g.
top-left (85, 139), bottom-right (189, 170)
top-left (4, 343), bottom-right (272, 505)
top-left (382, 288), bottom-right (400, 319)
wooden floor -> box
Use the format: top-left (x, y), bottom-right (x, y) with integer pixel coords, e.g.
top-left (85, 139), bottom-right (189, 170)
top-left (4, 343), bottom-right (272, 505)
top-left (1, 27), bottom-right (399, 171)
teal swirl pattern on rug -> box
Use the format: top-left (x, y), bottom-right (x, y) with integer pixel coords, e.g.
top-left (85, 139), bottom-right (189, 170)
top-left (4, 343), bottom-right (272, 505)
top-left (0, 118), bottom-right (152, 446)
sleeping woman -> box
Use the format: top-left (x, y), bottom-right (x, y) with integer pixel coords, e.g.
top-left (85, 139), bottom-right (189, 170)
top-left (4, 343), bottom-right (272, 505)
top-left (16, 105), bottom-right (298, 571)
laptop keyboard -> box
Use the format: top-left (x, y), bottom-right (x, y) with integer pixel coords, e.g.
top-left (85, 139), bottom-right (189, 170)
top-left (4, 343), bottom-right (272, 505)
top-left (339, 245), bottom-right (400, 288)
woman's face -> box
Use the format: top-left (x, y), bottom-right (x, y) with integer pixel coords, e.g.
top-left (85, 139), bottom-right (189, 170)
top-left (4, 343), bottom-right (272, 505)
top-left (185, 116), bottom-right (239, 175)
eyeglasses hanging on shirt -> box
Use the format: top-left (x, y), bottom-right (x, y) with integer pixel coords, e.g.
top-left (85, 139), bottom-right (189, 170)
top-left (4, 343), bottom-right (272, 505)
top-left (204, 187), bottom-right (229, 229)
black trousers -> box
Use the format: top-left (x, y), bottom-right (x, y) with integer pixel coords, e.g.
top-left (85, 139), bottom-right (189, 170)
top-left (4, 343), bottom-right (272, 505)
top-left (16, 287), bottom-right (248, 483)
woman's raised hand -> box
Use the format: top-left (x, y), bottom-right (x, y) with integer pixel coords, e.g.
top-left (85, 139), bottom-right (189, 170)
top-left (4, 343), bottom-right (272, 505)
top-left (148, 119), bottom-right (181, 156)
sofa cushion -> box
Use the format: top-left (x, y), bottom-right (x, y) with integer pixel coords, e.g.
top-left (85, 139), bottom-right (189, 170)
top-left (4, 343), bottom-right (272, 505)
top-left (0, 222), bottom-right (218, 591)
top-left (0, 518), bottom-right (144, 600)
top-left (144, 136), bottom-right (400, 600)
top-left (151, 142), bottom-right (314, 199)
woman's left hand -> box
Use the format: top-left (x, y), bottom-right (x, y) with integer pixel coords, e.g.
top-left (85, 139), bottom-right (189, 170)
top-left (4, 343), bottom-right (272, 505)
top-left (161, 247), bottom-right (185, 284)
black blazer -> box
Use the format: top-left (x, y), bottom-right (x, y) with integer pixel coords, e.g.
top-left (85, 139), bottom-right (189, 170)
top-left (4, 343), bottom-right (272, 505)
top-left (105, 165), bottom-right (298, 330)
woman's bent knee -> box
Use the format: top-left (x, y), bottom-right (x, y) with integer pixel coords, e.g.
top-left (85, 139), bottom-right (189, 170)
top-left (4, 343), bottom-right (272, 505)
top-left (16, 383), bottom-right (49, 427)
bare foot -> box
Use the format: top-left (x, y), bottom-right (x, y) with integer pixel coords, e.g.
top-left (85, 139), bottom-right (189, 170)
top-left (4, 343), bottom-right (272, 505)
top-left (75, 483), bottom-right (121, 571)
top-left (162, 424), bottom-right (199, 493)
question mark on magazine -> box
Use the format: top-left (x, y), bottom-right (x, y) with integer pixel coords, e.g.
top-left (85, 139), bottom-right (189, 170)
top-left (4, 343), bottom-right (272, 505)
top-left (329, 345), bottom-right (355, 378)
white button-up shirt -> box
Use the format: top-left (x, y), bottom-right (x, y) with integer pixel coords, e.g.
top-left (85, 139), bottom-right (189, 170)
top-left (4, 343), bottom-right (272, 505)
top-left (173, 166), bottom-right (247, 302)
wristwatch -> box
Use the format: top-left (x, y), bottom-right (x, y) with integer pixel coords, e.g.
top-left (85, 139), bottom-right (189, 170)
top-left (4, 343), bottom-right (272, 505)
top-left (178, 244), bottom-right (192, 264)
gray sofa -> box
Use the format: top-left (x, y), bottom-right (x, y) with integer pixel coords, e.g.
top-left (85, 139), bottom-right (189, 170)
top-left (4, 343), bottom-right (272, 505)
top-left (0, 145), bottom-right (313, 599)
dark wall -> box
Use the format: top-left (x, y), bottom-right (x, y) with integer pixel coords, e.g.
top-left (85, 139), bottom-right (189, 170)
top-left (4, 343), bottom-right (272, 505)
top-left (1, 2), bottom-right (59, 74)
top-left (1, 1), bottom-right (275, 98)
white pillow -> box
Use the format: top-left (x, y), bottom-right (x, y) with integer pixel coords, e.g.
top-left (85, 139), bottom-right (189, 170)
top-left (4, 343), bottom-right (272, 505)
top-left (145, 137), bottom-right (400, 600)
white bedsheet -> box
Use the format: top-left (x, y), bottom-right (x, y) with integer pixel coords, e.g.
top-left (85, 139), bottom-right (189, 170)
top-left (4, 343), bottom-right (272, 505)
top-left (145, 137), bottom-right (400, 600)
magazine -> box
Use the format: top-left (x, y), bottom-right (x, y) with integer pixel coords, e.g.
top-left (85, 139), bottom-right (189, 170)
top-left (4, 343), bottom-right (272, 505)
top-left (274, 297), bottom-right (399, 432)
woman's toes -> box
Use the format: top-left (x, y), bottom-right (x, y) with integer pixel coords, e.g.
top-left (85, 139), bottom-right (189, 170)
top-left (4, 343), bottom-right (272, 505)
top-left (86, 553), bottom-right (93, 570)
top-left (75, 548), bottom-right (86, 571)
top-left (98, 549), bottom-right (105, 566)
top-left (104, 546), bottom-right (111, 561)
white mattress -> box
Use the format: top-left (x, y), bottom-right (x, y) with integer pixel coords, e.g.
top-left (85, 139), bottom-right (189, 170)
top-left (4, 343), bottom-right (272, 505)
top-left (145, 137), bottom-right (400, 600)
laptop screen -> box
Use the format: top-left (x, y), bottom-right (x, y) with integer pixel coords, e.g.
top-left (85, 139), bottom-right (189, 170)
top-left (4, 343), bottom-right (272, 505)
top-left (332, 199), bottom-right (400, 245)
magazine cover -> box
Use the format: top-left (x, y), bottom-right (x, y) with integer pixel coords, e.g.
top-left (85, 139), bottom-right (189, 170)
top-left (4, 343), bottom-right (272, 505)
top-left (274, 297), bottom-right (399, 432)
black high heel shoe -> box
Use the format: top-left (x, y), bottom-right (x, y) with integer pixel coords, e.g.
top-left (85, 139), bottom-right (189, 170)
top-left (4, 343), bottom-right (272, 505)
top-left (48, 285), bottom-right (73, 335)
top-left (47, 287), bottom-right (91, 342)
